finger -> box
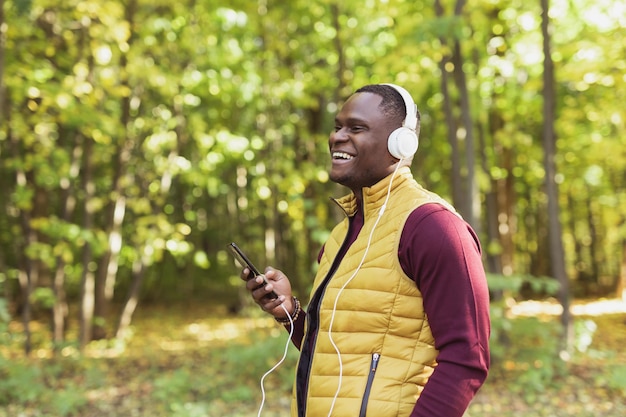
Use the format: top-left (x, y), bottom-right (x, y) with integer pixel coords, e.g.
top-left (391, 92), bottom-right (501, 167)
top-left (259, 295), bottom-right (286, 312)
top-left (246, 275), bottom-right (265, 292)
top-left (251, 278), bottom-right (275, 301)
top-left (240, 267), bottom-right (254, 281)
top-left (264, 267), bottom-right (281, 282)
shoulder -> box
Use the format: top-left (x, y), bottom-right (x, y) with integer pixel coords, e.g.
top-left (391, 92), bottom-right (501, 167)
top-left (401, 203), bottom-right (482, 257)
top-left (406, 203), bottom-right (471, 234)
top-left (399, 203), bottom-right (484, 287)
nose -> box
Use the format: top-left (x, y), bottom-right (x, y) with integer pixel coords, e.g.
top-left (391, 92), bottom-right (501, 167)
top-left (330, 127), bottom-right (349, 145)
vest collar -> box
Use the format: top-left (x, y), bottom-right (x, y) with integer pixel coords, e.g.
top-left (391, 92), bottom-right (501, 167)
top-left (331, 166), bottom-right (414, 218)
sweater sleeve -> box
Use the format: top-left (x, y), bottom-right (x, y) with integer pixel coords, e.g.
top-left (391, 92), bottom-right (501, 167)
top-left (399, 204), bottom-right (491, 417)
top-left (287, 313), bottom-right (306, 350)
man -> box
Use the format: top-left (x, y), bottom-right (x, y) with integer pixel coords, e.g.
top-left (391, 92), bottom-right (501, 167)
top-left (243, 83), bottom-right (490, 417)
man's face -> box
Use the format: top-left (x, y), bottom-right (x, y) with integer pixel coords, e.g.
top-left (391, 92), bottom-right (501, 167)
top-left (328, 92), bottom-right (398, 193)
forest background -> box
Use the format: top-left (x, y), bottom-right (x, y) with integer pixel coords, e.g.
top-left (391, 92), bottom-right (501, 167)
top-left (0, 0), bottom-right (625, 416)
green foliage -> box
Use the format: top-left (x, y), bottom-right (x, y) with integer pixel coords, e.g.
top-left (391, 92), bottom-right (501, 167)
top-left (573, 318), bottom-right (597, 353)
top-left (0, 353), bottom-right (108, 416)
top-left (46, 383), bottom-right (89, 417)
top-left (488, 273), bottom-right (561, 365)
top-left (169, 402), bottom-right (213, 417)
top-left (0, 359), bottom-right (45, 405)
top-left (0, 297), bottom-right (9, 323)
top-left (1, 0), bottom-right (625, 360)
top-left (489, 287), bottom-right (623, 406)
top-left (607, 365), bottom-right (626, 393)
top-left (0, 303), bottom-right (13, 353)
top-left (487, 273), bottom-right (568, 399)
top-left (152, 368), bottom-right (196, 404)
top-left (509, 317), bottom-right (564, 396)
top-left (147, 329), bottom-right (297, 415)
top-left (1, 306), bottom-right (625, 416)
top-left (487, 273), bottom-right (562, 296)
top-left (31, 287), bottom-right (56, 309)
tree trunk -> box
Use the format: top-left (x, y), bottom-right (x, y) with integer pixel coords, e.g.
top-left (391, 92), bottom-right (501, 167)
top-left (115, 253), bottom-right (148, 340)
top-left (451, 38), bottom-right (480, 232)
top-left (478, 122), bottom-right (502, 275)
top-left (51, 135), bottom-right (81, 349)
top-left (618, 216), bottom-right (626, 301)
top-left (6, 102), bottom-right (35, 355)
top-left (0, 0), bottom-right (6, 302)
top-left (434, 0), bottom-right (462, 211)
top-left (585, 192), bottom-right (600, 292)
top-left (540, 0), bottom-right (572, 352)
top-left (0, 0), bottom-right (5, 120)
top-left (93, 193), bottom-right (126, 340)
top-left (114, 124), bottom-right (173, 336)
top-left (434, 0), bottom-right (480, 232)
top-left (79, 136), bottom-right (96, 350)
top-left (93, 0), bottom-right (138, 340)
top-left (330, 3), bottom-right (348, 90)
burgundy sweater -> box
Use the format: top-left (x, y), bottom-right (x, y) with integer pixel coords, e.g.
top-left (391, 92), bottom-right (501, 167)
top-left (288, 203), bottom-right (490, 417)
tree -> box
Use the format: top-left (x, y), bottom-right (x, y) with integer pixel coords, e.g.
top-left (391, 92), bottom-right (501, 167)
top-left (540, 0), bottom-right (572, 350)
top-left (0, 0), bottom-right (625, 356)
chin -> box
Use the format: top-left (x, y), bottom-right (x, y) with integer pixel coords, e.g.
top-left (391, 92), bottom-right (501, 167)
top-left (329, 173), bottom-right (351, 188)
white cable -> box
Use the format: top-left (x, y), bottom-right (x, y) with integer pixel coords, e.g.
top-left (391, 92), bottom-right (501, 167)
top-left (326, 160), bottom-right (403, 417)
top-left (257, 302), bottom-right (294, 417)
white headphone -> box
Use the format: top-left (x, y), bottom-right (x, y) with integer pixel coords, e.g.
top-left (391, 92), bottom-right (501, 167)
top-left (383, 83), bottom-right (419, 160)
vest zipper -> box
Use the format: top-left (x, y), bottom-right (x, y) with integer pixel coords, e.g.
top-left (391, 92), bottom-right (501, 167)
top-left (359, 352), bottom-right (381, 417)
top-left (297, 220), bottom-right (353, 417)
top-left (297, 260), bottom-right (344, 416)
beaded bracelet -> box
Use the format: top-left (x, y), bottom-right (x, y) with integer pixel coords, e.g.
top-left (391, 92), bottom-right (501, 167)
top-left (275, 296), bottom-right (301, 325)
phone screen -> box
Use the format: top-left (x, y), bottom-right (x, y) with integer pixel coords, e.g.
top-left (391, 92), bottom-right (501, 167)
top-left (228, 242), bottom-right (278, 300)
top-left (228, 242), bottom-right (261, 278)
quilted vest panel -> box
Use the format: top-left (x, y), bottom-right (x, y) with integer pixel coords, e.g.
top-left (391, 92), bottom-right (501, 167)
top-left (293, 168), bottom-right (458, 417)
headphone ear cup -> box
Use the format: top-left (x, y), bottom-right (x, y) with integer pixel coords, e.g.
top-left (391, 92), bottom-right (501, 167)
top-left (388, 127), bottom-right (419, 159)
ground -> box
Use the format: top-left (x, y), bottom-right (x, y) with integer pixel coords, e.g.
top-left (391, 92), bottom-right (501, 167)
top-left (1, 298), bottom-right (625, 416)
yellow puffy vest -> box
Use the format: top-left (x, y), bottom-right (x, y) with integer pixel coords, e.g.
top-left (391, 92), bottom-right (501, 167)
top-left (292, 167), bottom-right (458, 417)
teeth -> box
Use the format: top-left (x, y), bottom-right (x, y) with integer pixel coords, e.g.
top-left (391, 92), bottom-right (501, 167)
top-left (333, 152), bottom-right (354, 160)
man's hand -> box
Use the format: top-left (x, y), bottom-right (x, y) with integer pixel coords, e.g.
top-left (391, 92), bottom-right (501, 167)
top-left (241, 267), bottom-right (294, 319)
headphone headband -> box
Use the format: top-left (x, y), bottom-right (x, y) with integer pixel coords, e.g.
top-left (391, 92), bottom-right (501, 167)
top-left (382, 83), bottom-right (418, 131)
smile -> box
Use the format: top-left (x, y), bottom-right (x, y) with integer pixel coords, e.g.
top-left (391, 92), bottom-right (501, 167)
top-left (332, 152), bottom-right (354, 160)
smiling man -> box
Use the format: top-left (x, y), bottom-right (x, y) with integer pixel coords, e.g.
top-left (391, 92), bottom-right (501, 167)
top-left (329, 88), bottom-right (406, 195)
top-left (242, 83), bottom-right (491, 417)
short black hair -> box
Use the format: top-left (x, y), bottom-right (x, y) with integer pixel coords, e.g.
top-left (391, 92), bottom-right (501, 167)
top-left (355, 84), bottom-right (421, 135)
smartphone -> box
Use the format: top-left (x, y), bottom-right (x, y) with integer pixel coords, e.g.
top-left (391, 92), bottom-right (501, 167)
top-left (227, 242), bottom-right (278, 300)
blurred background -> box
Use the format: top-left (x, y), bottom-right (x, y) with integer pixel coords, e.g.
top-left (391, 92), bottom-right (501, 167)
top-left (0, 0), bottom-right (624, 416)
